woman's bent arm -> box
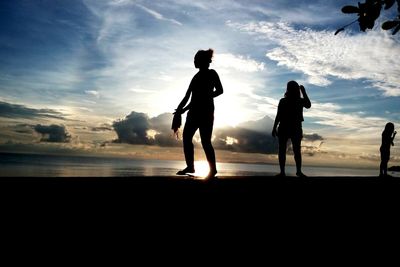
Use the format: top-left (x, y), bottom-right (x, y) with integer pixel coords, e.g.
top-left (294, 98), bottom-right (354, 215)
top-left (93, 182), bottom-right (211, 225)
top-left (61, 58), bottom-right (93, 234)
top-left (176, 87), bottom-right (191, 113)
top-left (212, 71), bottom-right (223, 98)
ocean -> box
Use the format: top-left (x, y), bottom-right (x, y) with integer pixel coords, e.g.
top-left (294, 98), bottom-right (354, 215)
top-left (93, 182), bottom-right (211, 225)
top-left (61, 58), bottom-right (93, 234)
top-left (0, 152), bottom-right (385, 177)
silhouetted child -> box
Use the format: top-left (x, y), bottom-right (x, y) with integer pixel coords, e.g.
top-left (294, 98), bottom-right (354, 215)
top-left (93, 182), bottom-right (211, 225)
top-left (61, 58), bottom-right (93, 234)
top-left (272, 81), bottom-right (311, 177)
top-left (380, 122), bottom-right (396, 177)
top-left (174, 49), bottom-right (223, 180)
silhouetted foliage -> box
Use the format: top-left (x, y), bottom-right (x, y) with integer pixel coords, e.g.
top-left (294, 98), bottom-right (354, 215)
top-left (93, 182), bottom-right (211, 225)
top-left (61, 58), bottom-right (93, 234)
top-left (335, 0), bottom-right (400, 35)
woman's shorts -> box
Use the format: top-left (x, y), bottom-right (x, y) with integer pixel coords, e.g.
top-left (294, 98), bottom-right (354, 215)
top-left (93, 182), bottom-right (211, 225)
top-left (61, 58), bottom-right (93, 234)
top-left (278, 126), bottom-right (303, 140)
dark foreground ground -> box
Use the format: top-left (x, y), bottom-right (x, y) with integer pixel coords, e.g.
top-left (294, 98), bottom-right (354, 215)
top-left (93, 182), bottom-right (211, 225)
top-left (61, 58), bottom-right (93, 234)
top-left (1, 175), bottom-right (399, 259)
top-left (2, 175), bottom-right (399, 227)
top-left (1, 175), bottom-right (399, 206)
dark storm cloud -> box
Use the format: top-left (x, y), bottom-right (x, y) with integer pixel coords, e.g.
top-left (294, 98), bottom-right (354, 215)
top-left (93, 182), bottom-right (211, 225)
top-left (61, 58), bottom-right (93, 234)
top-left (34, 124), bottom-right (71, 142)
top-left (113, 111), bottom-right (152, 144)
top-left (0, 101), bottom-right (66, 120)
top-left (299, 133), bottom-right (324, 156)
top-left (212, 115), bottom-right (278, 154)
top-left (303, 133), bottom-right (324, 141)
top-left (214, 128), bottom-right (278, 154)
top-left (150, 113), bottom-right (182, 147)
top-left (112, 112), bottom-right (277, 152)
top-left (112, 111), bottom-right (324, 155)
top-left (213, 117), bottom-right (325, 155)
top-left (113, 111), bottom-right (181, 146)
top-left (300, 142), bottom-right (324, 157)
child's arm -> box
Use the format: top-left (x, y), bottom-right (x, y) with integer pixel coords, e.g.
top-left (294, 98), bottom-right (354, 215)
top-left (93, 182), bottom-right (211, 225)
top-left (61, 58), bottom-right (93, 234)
top-left (392, 131), bottom-right (397, 146)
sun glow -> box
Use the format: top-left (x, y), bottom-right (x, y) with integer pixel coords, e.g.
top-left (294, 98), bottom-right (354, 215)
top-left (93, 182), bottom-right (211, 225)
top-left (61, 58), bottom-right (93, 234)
top-left (194, 161), bottom-right (211, 178)
top-left (214, 96), bottom-right (247, 127)
top-left (213, 73), bottom-right (266, 128)
top-left (146, 129), bottom-right (158, 139)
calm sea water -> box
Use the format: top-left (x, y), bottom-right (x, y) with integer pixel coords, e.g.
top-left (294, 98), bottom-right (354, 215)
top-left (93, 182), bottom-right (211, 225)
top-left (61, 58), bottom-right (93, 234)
top-left (0, 152), bottom-right (386, 178)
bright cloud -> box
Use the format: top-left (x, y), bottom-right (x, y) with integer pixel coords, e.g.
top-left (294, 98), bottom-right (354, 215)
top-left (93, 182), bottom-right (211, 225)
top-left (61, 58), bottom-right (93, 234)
top-left (308, 101), bottom-right (392, 136)
top-left (85, 90), bottom-right (100, 98)
top-left (228, 21), bottom-right (400, 96)
top-left (214, 53), bottom-right (265, 72)
top-left (136, 4), bottom-right (182, 26)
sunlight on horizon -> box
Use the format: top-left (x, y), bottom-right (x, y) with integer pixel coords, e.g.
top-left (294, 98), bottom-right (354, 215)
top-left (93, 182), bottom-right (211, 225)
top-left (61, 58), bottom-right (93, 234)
top-left (193, 161), bottom-right (211, 178)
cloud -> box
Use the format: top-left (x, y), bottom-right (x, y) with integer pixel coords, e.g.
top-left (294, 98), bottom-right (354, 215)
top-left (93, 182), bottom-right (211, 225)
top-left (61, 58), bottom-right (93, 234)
top-left (303, 133), bottom-right (324, 142)
top-left (34, 124), bottom-right (71, 143)
top-left (211, 114), bottom-right (279, 154)
top-left (113, 112), bottom-right (151, 144)
top-left (0, 101), bottom-right (66, 120)
top-left (112, 111), bottom-right (277, 152)
top-left (135, 4), bottom-right (182, 26)
top-left (299, 142), bottom-right (324, 157)
top-left (13, 124), bottom-right (35, 134)
top-left (214, 53), bottom-right (265, 72)
top-left (228, 21), bottom-right (400, 96)
top-left (129, 88), bottom-right (154, 93)
top-left (244, 1), bottom-right (344, 25)
top-left (112, 111), bottom-right (181, 147)
top-left (85, 90), bottom-right (100, 98)
top-left (236, 115), bottom-right (274, 132)
top-left (112, 111), bottom-right (171, 146)
top-left (214, 127), bottom-right (278, 154)
top-left (308, 101), bottom-right (390, 134)
top-left (301, 133), bottom-right (324, 156)
top-left (213, 115), bottom-right (321, 155)
top-left (112, 110), bottom-right (326, 155)
top-left (91, 124), bottom-right (113, 132)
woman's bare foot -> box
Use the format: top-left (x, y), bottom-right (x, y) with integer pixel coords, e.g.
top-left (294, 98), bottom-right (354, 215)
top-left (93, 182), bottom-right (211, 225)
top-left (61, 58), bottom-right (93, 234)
top-left (205, 170), bottom-right (218, 181)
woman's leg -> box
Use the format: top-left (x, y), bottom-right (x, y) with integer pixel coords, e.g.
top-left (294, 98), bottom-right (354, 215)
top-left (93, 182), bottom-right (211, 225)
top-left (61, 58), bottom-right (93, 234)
top-left (181, 120), bottom-right (198, 172)
top-left (380, 160), bottom-right (387, 176)
top-left (380, 149), bottom-right (390, 177)
top-left (278, 136), bottom-right (288, 175)
top-left (292, 136), bottom-right (305, 176)
top-left (199, 118), bottom-right (217, 176)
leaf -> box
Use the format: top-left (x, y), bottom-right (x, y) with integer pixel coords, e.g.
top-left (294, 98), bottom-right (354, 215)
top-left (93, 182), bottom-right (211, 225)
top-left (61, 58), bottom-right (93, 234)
top-left (341, 5), bottom-right (360, 14)
top-left (393, 24), bottom-right (400, 35)
top-left (384, 0), bottom-right (395, 10)
top-left (334, 28), bottom-right (345, 35)
top-left (382, 20), bottom-right (399, 30)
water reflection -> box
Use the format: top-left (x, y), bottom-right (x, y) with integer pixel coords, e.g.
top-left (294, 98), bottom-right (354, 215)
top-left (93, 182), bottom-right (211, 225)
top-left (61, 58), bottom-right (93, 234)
top-left (0, 153), bottom-right (393, 177)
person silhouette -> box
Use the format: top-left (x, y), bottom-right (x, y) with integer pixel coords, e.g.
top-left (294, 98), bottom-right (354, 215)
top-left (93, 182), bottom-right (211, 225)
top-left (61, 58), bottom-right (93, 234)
top-left (272, 81), bottom-right (311, 177)
top-left (174, 49), bottom-right (223, 179)
top-left (380, 122), bottom-right (396, 177)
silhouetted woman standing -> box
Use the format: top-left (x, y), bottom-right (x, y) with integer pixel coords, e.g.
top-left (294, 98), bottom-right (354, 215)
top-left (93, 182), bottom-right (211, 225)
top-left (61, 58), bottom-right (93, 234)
top-left (175, 49), bottom-right (223, 179)
top-left (380, 122), bottom-right (396, 177)
top-left (272, 81), bottom-right (311, 177)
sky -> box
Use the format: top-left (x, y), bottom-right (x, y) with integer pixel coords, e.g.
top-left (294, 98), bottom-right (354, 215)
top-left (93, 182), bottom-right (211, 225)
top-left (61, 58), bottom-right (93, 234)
top-left (0, 0), bottom-right (399, 168)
